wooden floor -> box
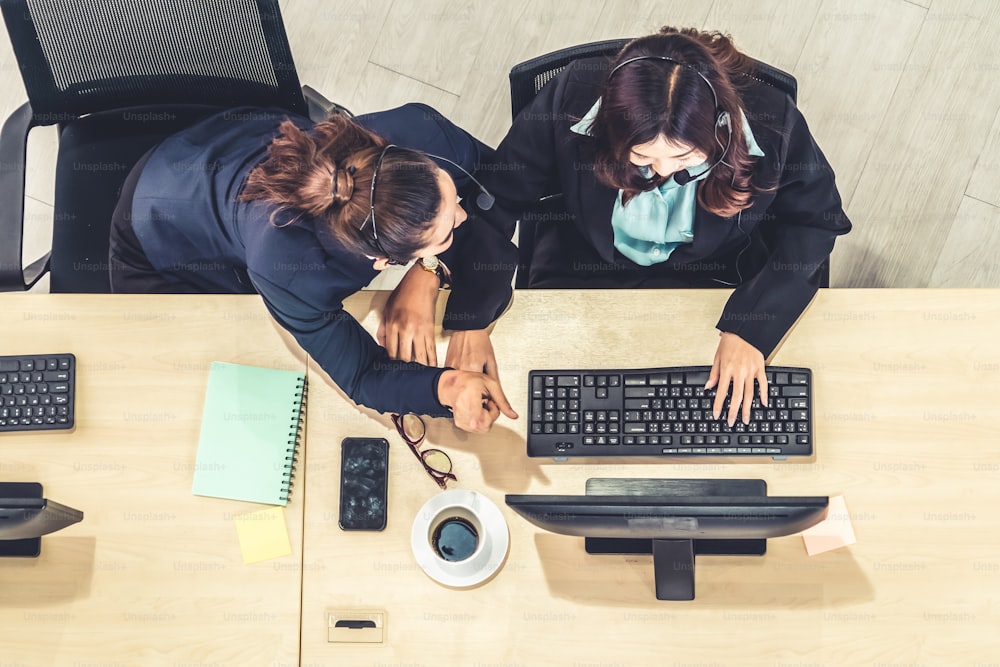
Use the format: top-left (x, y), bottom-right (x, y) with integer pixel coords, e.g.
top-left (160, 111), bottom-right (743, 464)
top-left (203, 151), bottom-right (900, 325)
top-left (2, 0), bottom-right (998, 290)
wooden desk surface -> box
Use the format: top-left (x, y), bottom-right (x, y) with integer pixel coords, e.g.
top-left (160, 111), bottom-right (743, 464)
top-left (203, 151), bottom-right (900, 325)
top-left (302, 289), bottom-right (1000, 666)
top-left (0, 295), bottom-right (308, 666)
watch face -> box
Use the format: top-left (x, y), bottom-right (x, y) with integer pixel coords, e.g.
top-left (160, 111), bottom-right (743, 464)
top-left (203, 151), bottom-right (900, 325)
top-left (421, 256), bottom-right (439, 270)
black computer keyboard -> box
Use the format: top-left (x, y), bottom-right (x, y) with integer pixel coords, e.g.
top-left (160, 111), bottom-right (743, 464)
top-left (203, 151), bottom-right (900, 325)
top-left (0, 354), bottom-right (75, 432)
top-left (527, 365), bottom-right (813, 459)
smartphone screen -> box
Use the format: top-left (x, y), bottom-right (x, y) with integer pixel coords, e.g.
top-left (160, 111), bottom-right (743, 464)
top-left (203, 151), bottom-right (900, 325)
top-left (339, 438), bottom-right (389, 531)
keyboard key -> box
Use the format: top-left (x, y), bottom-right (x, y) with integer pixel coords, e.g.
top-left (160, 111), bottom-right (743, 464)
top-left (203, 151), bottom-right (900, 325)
top-left (686, 370), bottom-right (710, 386)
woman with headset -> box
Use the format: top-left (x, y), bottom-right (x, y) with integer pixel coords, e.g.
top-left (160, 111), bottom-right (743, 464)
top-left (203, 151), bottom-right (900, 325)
top-left (476, 26), bottom-right (852, 426)
top-left (109, 104), bottom-right (518, 432)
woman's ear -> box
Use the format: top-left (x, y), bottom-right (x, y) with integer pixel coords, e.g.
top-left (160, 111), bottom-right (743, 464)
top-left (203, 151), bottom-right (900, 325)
top-left (371, 257), bottom-right (393, 271)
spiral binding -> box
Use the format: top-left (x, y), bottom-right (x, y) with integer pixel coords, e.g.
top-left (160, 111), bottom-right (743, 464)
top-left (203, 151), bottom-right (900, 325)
top-left (280, 375), bottom-right (307, 502)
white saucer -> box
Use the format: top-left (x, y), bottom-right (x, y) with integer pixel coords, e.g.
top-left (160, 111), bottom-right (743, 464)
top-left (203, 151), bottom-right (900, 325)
top-left (410, 489), bottom-right (509, 588)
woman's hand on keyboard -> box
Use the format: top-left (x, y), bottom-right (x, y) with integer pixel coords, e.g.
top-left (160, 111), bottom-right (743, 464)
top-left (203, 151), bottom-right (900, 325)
top-left (437, 369), bottom-right (518, 433)
top-left (706, 332), bottom-right (768, 426)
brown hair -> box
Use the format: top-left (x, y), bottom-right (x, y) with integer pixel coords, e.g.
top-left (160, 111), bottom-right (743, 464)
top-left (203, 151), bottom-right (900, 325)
top-left (240, 115), bottom-right (441, 262)
top-left (588, 26), bottom-right (772, 217)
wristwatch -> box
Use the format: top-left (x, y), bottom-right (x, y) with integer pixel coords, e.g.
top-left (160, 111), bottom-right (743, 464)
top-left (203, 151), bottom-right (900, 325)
top-left (420, 255), bottom-right (440, 274)
top-left (419, 255), bottom-right (449, 287)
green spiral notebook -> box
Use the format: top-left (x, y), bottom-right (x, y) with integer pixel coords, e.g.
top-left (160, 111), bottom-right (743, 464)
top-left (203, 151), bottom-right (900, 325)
top-left (192, 362), bottom-right (306, 506)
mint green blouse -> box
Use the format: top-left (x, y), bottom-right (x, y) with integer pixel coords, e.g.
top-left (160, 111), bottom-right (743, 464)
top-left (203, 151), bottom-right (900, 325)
top-left (570, 100), bottom-right (765, 265)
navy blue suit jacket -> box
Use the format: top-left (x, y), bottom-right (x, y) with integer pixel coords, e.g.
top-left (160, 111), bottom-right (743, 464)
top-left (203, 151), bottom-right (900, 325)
top-left (128, 104), bottom-right (516, 416)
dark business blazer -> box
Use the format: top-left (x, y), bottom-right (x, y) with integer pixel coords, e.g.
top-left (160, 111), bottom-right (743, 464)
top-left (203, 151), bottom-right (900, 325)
top-left (478, 58), bottom-right (852, 357)
top-left (127, 104), bottom-right (516, 417)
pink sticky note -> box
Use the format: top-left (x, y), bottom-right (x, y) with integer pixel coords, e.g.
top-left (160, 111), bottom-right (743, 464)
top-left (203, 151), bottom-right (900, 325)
top-left (801, 494), bottom-right (856, 556)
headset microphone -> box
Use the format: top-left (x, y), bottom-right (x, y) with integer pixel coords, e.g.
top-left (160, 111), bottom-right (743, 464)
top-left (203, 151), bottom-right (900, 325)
top-left (673, 169), bottom-right (694, 186)
top-left (423, 152), bottom-right (495, 211)
top-left (475, 189), bottom-right (495, 211)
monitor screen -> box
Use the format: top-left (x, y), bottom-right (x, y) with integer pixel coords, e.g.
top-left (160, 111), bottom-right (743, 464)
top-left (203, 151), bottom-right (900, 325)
top-left (506, 478), bottom-right (828, 600)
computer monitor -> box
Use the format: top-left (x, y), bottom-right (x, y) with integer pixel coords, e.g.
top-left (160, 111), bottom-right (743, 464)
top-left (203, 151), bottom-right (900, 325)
top-left (0, 482), bottom-right (84, 557)
top-left (506, 478), bottom-right (828, 600)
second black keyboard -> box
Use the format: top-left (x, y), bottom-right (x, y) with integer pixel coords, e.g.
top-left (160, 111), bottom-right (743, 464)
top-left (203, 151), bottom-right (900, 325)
top-left (527, 365), bottom-right (813, 459)
top-left (0, 353), bottom-right (76, 432)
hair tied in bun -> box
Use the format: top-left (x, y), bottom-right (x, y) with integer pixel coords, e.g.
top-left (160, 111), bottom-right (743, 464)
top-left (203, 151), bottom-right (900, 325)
top-left (330, 164), bottom-right (356, 206)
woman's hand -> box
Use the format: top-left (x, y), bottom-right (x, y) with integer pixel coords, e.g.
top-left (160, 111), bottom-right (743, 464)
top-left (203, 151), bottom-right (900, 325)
top-left (378, 263), bottom-right (441, 366)
top-left (437, 369), bottom-right (518, 433)
top-left (706, 332), bottom-right (768, 426)
top-left (444, 329), bottom-right (499, 380)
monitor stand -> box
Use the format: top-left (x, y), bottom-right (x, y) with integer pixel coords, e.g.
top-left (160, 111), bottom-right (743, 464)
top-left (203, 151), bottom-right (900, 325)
top-left (583, 478), bottom-right (767, 601)
top-left (0, 482), bottom-right (44, 558)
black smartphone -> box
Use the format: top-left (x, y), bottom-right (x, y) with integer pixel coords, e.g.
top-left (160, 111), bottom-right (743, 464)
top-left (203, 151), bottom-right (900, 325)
top-left (338, 438), bottom-right (389, 531)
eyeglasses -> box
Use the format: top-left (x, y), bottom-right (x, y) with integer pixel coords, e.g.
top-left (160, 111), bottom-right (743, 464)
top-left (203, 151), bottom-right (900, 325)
top-left (358, 143), bottom-right (402, 266)
top-left (391, 413), bottom-right (456, 490)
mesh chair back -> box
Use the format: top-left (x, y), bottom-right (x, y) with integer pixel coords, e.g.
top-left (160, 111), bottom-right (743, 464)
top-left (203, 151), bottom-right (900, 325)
top-left (509, 39), bottom-right (628, 118)
top-left (742, 61), bottom-right (797, 103)
top-left (509, 39), bottom-right (798, 121)
top-left (0, 0), bottom-right (306, 121)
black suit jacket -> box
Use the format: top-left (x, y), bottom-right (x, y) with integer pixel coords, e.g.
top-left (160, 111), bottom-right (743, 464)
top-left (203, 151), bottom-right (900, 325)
top-left (478, 58), bottom-right (852, 357)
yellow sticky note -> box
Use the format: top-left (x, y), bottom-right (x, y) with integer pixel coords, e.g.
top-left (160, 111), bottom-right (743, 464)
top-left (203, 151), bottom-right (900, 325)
top-left (801, 494), bottom-right (857, 556)
top-left (234, 507), bottom-right (292, 564)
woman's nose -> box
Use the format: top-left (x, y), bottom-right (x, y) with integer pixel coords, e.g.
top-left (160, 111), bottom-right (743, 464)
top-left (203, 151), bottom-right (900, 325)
top-left (652, 160), bottom-right (680, 178)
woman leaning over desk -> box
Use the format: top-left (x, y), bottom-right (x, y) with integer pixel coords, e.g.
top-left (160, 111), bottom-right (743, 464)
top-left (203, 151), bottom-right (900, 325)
top-left (479, 26), bottom-right (852, 425)
top-left (109, 104), bottom-right (518, 432)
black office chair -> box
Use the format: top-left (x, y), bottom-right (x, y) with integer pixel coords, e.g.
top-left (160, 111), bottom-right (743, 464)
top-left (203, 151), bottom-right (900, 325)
top-left (508, 39), bottom-right (829, 289)
top-left (0, 0), bottom-right (344, 293)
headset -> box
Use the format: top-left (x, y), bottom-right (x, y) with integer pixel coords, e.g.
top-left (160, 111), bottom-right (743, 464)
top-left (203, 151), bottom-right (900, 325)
top-left (608, 55), bottom-right (733, 186)
top-left (610, 55), bottom-right (750, 285)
